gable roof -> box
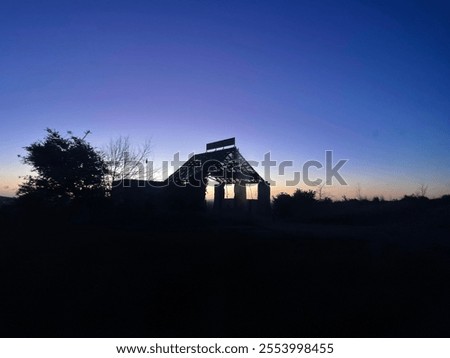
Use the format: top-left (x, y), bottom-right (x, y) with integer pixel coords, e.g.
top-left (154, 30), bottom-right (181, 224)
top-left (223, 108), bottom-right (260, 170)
top-left (168, 146), bottom-right (263, 185)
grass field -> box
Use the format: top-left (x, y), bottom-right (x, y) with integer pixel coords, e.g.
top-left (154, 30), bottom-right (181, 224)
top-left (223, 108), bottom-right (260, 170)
top-left (1, 201), bottom-right (449, 337)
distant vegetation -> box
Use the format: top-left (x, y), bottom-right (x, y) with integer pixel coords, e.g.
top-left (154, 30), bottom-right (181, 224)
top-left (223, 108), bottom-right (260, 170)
top-left (272, 188), bottom-right (450, 229)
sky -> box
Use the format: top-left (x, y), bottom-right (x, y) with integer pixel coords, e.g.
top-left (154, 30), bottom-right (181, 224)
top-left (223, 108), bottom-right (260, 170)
top-left (1, 0), bottom-right (449, 199)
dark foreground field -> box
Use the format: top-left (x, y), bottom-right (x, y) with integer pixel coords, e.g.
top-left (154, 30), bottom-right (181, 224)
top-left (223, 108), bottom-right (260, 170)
top-left (0, 200), bottom-right (449, 337)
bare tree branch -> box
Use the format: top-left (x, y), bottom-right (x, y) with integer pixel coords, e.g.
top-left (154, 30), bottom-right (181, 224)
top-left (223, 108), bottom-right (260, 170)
top-left (315, 182), bottom-right (326, 201)
top-left (415, 183), bottom-right (428, 198)
top-left (102, 136), bottom-right (154, 190)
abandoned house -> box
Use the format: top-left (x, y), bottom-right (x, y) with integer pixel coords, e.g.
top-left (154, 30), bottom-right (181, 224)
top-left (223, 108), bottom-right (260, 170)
top-left (112, 138), bottom-right (271, 214)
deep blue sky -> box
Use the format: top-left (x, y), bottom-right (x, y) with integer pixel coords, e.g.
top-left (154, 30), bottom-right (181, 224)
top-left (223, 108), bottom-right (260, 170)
top-left (1, 0), bottom-right (449, 198)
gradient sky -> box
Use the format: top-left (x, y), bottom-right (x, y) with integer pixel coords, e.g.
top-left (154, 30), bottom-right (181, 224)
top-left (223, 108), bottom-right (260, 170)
top-left (1, 0), bottom-right (449, 199)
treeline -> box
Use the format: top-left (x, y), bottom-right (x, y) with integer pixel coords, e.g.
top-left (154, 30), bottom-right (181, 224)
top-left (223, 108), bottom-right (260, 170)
top-left (272, 188), bottom-right (450, 226)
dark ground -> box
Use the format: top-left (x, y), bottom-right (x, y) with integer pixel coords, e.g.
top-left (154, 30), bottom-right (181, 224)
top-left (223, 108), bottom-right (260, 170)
top-left (0, 199), bottom-right (449, 337)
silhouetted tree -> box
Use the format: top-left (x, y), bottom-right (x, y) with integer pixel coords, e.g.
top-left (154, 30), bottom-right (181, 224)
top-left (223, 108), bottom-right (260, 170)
top-left (315, 183), bottom-right (326, 201)
top-left (292, 188), bottom-right (316, 203)
top-left (272, 192), bottom-right (293, 218)
top-left (17, 129), bottom-right (107, 204)
top-left (415, 183), bottom-right (429, 198)
top-left (102, 136), bottom-right (153, 190)
top-left (272, 189), bottom-right (317, 219)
